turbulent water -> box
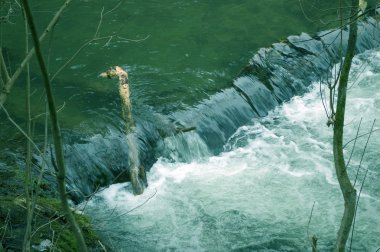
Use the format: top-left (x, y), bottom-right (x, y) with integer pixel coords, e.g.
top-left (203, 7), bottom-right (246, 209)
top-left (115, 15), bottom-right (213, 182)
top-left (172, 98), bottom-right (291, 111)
top-left (84, 50), bottom-right (380, 251)
top-left (1, 0), bottom-right (355, 201)
top-left (1, 1), bottom-right (380, 251)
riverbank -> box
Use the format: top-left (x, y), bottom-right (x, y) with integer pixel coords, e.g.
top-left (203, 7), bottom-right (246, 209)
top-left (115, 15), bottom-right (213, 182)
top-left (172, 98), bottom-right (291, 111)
top-left (0, 166), bottom-right (104, 251)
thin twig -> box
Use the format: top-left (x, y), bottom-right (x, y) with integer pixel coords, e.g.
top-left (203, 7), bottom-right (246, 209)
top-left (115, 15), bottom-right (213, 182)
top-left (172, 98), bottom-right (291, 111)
top-left (346, 118), bottom-right (362, 169)
top-left (98, 240), bottom-right (108, 252)
top-left (31, 101), bottom-right (65, 120)
top-left (353, 119), bottom-right (376, 187)
top-left (117, 188), bottom-right (157, 218)
top-left (298, 0), bottom-right (318, 23)
top-left (0, 104), bottom-right (47, 160)
top-left (348, 52), bottom-right (375, 90)
top-left (51, 1), bottom-right (129, 81)
top-left (343, 128), bottom-right (380, 149)
top-left (117, 34), bottom-right (151, 43)
top-left (22, 7), bottom-right (33, 250)
top-left (103, 35), bottom-right (114, 47)
top-left (31, 214), bottom-right (63, 238)
top-left (90, 187), bottom-right (158, 229)
top-left (94, 7), bottom-right (105, 38)
top-left (350, 119), bottom-right (376, 251)
top-left (320, 81), bottom-right (330, 118)
top-left (0, 48), bottom-right (10, 82)
top-left (96, 1), bottom-right (124, 36)
top-left (306, 201), bottom-right (316, 239)
top-left (35, 103), bottom-right (50, 186)
top-left (50, 36), bottom-right (112, 81)
top-left (0, 210), bottom-right (11, 243)
top-left (104, 0), bottom-right (123, 16)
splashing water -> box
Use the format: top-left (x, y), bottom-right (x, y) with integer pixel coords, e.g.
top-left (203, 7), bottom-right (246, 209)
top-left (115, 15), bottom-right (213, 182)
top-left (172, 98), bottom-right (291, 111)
top-left (84, 49), bottom-right (380, 251)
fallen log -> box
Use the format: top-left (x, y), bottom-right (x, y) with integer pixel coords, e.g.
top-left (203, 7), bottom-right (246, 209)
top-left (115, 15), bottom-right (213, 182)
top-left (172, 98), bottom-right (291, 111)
top-left (100, 66), bottom-right (146, 195)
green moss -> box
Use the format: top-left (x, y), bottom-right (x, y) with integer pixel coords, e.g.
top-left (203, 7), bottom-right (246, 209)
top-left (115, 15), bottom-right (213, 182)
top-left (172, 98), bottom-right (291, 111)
top-left (1, 131), bottom-right (102, 250)
top-left (1, 196), bottom-right (103, 251)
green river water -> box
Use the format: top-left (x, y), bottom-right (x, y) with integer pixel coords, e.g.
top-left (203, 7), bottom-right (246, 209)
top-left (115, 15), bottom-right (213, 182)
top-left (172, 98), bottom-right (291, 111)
top-left (85, 49), bottom-right (380, 251)
top-left (1, 0), bottom-right (345, 128)
top-left (1, 1), bottom-right (380, 251)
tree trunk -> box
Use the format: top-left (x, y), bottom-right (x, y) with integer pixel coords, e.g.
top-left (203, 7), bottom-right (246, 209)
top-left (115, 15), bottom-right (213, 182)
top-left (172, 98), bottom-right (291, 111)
top-left (21, 0), bottom-right (88, 251)
top-left (333, 0), bottom-right (359, 251)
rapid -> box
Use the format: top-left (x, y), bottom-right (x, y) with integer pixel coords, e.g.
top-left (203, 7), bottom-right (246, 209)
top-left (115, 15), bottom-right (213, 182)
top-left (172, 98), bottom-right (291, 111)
top-left (84, 49), bottom-right (380, 251)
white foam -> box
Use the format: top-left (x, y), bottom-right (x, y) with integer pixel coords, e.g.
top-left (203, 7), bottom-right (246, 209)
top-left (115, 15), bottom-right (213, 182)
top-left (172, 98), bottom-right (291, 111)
top-left (85, 49), bottom-right (380, 251)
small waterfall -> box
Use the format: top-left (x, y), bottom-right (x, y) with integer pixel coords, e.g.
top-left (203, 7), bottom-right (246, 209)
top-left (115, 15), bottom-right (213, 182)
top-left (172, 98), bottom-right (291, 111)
top-left (157, 131), bottom-right (211, 163)
top-left (84, 48), bottom-right (380, 251)
top-left (170, 17), bottom-right (380, 154)
top-left (56, 17), bottom-right (380, 202)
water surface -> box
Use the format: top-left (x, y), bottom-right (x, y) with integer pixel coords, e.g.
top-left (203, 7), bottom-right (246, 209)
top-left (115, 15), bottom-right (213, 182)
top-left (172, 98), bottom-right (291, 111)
top-left (85, 49), bottom-right (380, 251)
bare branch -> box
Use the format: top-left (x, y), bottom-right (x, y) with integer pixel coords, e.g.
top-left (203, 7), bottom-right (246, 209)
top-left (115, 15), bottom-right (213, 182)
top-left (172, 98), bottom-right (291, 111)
top-left (348, 52), bottom-right (377, 90)
top-left (117, 188), bottom-right (157, 218)
top-left (345, 118), bottom-right (362, 169)
top-left (0, 0), bottom-right (72, 107)
top-left (353, 119), bottom-right (376, 187)
top-left (117, 34), bottom-right (151, 43)
top-left (31, 101), bottom-right (65, 120)
top-left (0, 48), bottom-right (10, 82)
top-left (104, 0), bottom-right (123, 16)
top-left (22, 9), bottom-right (33, 250)
top-left (343, 128), bottom-right (380, 149)
top-left (31, 214), bottom-right (63, 238)
top-left (306, 201), bottom-right (318, 252)
top-left (21, 0), bottom-right (88, 250)
top-left (50, 35), bottom-right (112, 81)
top-left (51, 1), bottom-right (133, 81)
top-left (298, 0), bottom-right (318, 23)
top-left (98, 240), bottom-right (108, 252)
top-left (94, 7), bottom-right (105, 38)
top-left (290, 6), bottom-right (373, 46)
top-left (350, 119), bottom-right (376, 250)
top-left (0, 210), bottom-right (11, 243)
top-left (0, 104), bottom-right (47, 160)
top-left (96, 1), bottom-right (124, 37)
top-left (306, 201), bottom-right (316, 239)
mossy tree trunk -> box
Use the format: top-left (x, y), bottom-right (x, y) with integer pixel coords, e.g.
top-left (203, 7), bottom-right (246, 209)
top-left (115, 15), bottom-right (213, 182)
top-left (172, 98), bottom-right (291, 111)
top-left (333, 0), bottom-right (359, 251)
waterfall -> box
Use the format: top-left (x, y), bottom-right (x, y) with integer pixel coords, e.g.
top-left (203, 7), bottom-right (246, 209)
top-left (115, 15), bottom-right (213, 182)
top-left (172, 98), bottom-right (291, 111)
top-left (62, 18), bottom-right (380, 202)
top-left (84, 48), bottom-right (380, 251)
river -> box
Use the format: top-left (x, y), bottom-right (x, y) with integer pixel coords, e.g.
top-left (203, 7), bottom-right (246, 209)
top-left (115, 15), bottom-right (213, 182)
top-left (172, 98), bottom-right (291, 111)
top-left (83, 49), bottom-right (380, 251)
top-left (1, 1), bottom-right (380, 251)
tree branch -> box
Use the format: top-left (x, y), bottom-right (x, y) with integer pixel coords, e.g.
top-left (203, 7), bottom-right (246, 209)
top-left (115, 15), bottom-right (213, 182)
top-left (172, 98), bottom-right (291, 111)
top-left (22, 9), bottom-right (33, 251)
top-left (0, 0), bottom-right (72, 107)
top-left (350, 119), bottom-right (376, 250)
top-left (332, 0), bottom-right (359, 251)
top-left (20, 0), bottom-right (88, 251)
top-left (0, 48), bottom-right (10, 83)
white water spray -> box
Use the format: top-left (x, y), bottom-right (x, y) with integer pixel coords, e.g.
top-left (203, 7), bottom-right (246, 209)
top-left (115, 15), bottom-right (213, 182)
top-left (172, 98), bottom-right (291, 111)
top-left (85, 49), bottom-right (380, 251)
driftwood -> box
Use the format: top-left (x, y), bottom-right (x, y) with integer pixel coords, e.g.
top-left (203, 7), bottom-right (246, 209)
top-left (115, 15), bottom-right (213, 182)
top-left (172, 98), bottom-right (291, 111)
top-left (100, 66), bottom-right (196, 195)
top-left (175, 126), bottom-right (196, 133)
top-left (100, 66), bottom-right (134, 130)
top-left (100, 66), bottom-right (145, 195)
